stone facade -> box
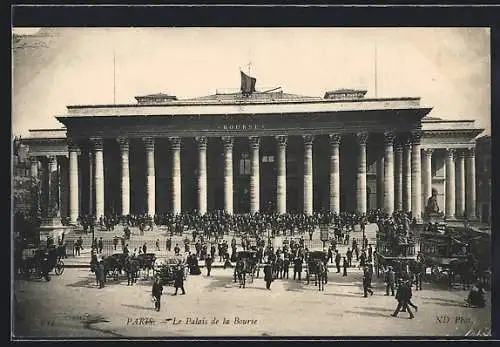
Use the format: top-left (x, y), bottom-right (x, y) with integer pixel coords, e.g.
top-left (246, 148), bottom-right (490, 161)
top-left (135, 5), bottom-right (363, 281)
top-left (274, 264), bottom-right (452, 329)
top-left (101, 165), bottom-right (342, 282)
top-left (20, 90), bottom-right (485, 224)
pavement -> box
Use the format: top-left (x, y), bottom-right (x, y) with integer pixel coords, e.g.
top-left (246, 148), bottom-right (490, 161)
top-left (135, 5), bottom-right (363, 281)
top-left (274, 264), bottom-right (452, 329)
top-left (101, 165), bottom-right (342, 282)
top-left (59, 224), bottom-right (377, 268)
top-left (13, 259), bottom-right (491, 338)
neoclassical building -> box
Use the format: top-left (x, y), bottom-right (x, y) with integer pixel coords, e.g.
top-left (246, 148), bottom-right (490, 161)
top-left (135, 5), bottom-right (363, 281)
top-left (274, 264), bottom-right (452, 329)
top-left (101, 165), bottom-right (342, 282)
top-left (21, 87), bottom-right (484, 225)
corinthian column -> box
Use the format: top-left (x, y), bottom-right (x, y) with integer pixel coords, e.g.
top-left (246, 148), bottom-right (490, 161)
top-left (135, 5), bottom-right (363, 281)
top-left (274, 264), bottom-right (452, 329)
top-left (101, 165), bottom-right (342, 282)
top-left (30, 157), bottom-right (39, 179)
top-left (144, 137), bottom-right (156, 217)
top-left (465, 148), bottom-right (477, 219)
top-left (276, 135), bottom-right (287, 215)
top-left (422, 148), bottom-right (434, 206)
top-left (68, 140), bottom-right (80, 224)
top-left (356, 132), bottom-right (368, 215)
top-left (117, 137), bottom-right (130, 216)
top-left (196, 136), bottom-right (208, 215)
top-left (222, 137), bottom-right (234, 214)
top-left (445, 148), bottom-right (456, 220)
top-left (456, 150), bottom-right (466, 218)
top-left (394, 141), bottom-right (403, 211)
top-left (329, 133), bottom-right (341, 215)
top-left (411, 132), bottom-right (422, 221)
top-left (47, 155), bottom-right (60, 218)
top-left (90, 137), bottom-right (104, 219)
top-left (303, 135), bottom-right (314, 216)
top-left (403, 139), bottom-right (412, 212)
top-left (383, 131), bottom-right (395, 216)
top-left (169, 137), bottom-right (181, 215)
top-left (249, 136), bottom-right (260, 214)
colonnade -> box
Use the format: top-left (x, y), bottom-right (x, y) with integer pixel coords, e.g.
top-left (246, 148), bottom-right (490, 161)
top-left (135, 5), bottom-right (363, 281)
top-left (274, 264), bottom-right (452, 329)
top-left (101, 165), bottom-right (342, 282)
top-left (31, 132), bottom-right (478, 224)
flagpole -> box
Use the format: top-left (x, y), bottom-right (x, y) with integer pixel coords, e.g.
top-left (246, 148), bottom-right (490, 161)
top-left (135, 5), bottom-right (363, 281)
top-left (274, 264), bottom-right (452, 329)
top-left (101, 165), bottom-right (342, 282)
top-left (374, 42), bottom-right (378, 98)
top-left (113, 48), bottom-right (116, 104)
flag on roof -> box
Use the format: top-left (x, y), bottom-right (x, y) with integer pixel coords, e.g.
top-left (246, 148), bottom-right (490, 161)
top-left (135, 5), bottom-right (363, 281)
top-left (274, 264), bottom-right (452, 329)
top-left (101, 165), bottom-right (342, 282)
top-left (240, 71), bottom-right (256, 95)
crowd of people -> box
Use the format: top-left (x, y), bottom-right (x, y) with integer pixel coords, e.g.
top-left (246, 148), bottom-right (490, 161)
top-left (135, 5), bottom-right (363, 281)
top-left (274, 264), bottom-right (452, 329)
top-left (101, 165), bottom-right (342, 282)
top-left (76, 209), bottom-right (390, 240)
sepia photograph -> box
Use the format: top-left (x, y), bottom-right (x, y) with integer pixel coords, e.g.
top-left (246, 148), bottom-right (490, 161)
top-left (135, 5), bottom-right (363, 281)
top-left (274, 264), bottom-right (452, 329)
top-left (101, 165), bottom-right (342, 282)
top-left (12, 27), bottom-right (491, 338)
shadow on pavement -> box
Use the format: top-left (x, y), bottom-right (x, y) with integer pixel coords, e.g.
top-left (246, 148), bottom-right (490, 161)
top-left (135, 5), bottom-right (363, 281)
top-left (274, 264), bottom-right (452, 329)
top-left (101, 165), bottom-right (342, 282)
top-left (323, 292), bottom-right (362, 298)
top-left (121, 303), bottom-right (155, 311)
top-left (420, 297), bottom-right (466, 304)
top-left (354, 306), bottom-right (394, 313)
top-left (204, 274), bottom-right (239, 291)
top-left (66, 277), bottom-right (100, 289)
top-left (344, 310), bottom-right (393, 319)
top-left (421, 301), bottom-right (463, 308)
top-left (283, 279), bottom-right (306, 292)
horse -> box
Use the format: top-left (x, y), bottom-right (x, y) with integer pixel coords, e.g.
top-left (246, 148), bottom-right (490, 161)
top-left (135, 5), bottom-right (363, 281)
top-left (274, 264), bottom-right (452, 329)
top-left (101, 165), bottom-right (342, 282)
top-left (234, 259), bottom-right (249, 288)
top-left (135, 253), bottom-right (156, 279)
top-left (312, 260), bottom-right (327, 291)
top-left (450, 259), bottom-right (475, 290)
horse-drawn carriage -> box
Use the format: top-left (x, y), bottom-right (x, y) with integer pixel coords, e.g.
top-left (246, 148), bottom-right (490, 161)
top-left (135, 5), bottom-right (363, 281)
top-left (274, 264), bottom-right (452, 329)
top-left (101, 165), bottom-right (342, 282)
top-left (92, 252), bottom-right (157, 281)
top-left (155, 257), bottom-right (187, 286)
top-left (419, 228), bottom-right (490, 290)
top-left (233, 250), bottom-right (260, 288)
top-left (305, 250), bottom-right (328, 291)
top-left (19, 245), bottom-right (65, 281)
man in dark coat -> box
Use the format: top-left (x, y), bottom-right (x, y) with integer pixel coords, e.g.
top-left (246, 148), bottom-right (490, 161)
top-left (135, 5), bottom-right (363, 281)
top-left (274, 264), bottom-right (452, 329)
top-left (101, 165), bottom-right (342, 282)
top-left (335, 251), bottom-right (341, 273)
top-left (346, 247), bottom-right (353, 267)
top-left (205, 254), bottom-right (213, 276)
top-left (98, 237), bottom-right (103, 254)
top-left (342, 256), bottom-right (348, 276)
top-left (362, 265), bottom-right (373, 297)
top-left (173, 266), bottom-right (186, 295)
top-left (97, 260), bottom-right (106, 289)
top-left (264, 262), bottom-right (273, 290)
top-left (152, 277), bottom-right (163, 311)
top-left (391, 280), bottom-right (414, 319)
top-left (385, 266), bottom-right (396, 296)
top-left (174, 244), bottom-right (180, 255)
top-left (283, 256), bottom-right (290, 279)
top-left (166, 237), bottom-right (172, 252)
top-left (293, 256), bottom-right (303, 281)
top-left (327, 246), bottom-right (333, 264)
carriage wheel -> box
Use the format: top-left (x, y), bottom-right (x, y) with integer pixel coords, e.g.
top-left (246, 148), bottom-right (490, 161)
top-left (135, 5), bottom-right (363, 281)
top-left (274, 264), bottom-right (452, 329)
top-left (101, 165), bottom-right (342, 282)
top-left (55, 260), bottom-right (64, 275)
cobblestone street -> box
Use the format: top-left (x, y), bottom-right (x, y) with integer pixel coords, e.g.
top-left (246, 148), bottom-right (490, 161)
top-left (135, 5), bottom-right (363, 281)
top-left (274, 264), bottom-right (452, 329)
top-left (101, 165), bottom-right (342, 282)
top-left (14, 265), bottom-right (491, 338)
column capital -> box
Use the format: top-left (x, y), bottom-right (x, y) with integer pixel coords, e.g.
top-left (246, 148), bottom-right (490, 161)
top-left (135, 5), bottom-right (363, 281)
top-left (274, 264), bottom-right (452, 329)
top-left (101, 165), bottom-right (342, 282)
top-left (446, 148), bottom-right (456, 159)
top-left (403, 137), bottom-right (412, 149)
top-left (303, 134), bottom-right (314, 146)
top-left (89, 137), bottom-right (104, 151)
top-left (67, 138), bottom-right (80, 151)
top-left (458, 149), bottom-right (467, 158)
top-left (410, 131), bottom-right (422, 145)
top-left (195, 136), bottom-right (208, 149)
top-left (142, 136), bottom-right (155, 150)
top-left (383, 131), bottom-right (395, 146)
top-left (422, 148), bottom-right (435, 156)
top-left (169, 136), bottom-right (181, 150)
top-left (249, 136), bottom-right (260, 149)
top-left (275, 135), bottom-right (288, 147)
top-left (117, 136), bottom-right (129, 151)
top-left (356, 132), bottom-right (368, 145)
top-left (222, 136), bottom-right (234, 150)
top-left (47, 155), bottom-right (57, 163)
top-left (329, 133), bottom-right (341, 146)
top-left (465, 147), bottom-right (476, 158)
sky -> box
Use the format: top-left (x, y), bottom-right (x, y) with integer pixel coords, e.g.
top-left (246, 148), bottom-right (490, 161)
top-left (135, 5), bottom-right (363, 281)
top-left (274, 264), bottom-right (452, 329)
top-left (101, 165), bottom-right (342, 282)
top-left (12, 27), bottom-right (491, 137)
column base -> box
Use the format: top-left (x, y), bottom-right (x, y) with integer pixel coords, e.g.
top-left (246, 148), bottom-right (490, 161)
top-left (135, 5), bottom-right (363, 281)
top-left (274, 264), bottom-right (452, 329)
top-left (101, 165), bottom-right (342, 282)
top-left (39, 217), bottom-right (74, 244)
